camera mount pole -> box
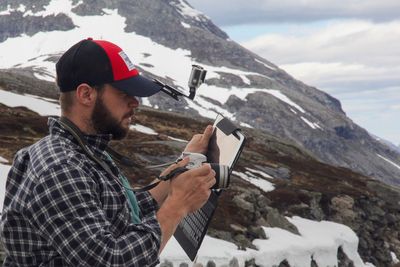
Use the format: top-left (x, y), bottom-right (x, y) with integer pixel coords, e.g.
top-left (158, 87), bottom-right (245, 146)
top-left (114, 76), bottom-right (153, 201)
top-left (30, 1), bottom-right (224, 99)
top-left (153, 65), bottom-right (207, 101)
top-left (153, 79), bottom-right (186, 101)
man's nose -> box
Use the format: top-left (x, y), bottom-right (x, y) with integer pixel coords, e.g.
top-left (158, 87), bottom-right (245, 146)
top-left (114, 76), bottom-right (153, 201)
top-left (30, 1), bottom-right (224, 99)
top-left (128, 95), bottom-right (139, 108)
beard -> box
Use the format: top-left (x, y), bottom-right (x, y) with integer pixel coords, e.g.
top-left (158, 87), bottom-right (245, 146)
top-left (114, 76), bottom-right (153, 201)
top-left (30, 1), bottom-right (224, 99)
top-left (91, 96), bottom-right (130, 140)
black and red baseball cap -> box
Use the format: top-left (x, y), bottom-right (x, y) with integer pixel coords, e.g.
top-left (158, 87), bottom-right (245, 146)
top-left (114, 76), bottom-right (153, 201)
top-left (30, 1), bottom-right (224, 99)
top-left (56, 38), bottom-right (162, 97)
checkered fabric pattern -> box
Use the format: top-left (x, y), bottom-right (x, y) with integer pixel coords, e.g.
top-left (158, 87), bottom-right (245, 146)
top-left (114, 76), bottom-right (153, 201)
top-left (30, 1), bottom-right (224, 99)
top-left (0, 118), bottom-right (161, 266)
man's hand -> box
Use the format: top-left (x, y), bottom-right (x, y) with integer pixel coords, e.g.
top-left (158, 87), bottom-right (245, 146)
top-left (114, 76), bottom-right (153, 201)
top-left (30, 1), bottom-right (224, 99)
top-left (168, 162), bottom-right (216, 215)
top-left (184, 125), bottom-right (213, 154)
top-left (155, 158), bottom-right (216, 253)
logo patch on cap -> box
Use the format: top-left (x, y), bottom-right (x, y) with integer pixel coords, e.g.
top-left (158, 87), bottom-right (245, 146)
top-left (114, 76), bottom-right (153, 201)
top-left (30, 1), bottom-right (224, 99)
top-left (118, 51), bottom-right (135, 71)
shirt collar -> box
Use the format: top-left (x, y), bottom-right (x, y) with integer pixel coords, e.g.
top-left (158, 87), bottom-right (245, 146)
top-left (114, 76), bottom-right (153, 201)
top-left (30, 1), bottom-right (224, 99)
top-left (48, 117), bottom-right (113, 153)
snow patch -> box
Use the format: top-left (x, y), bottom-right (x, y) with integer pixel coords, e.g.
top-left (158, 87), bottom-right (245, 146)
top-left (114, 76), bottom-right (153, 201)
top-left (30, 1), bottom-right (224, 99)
top-left (186, 98), bottom-right (219, 119)
top-left (377, 154), bottom-right (400, 170)
top-left (202, 86), bottom-right (265, 105)
top-left (181, 22), bottom-right (190, 28)
top-left (129, 124), bottom-right (158, 135)
top-left (0, 4), bottom-right (28, 15)
top-left (0, 89), bottom-right (60, 116)
top-left (265, 89), bottom-right (305, 113)
top-left (140, 98), bottom-right (152, 108)
top-left (159, 235), bottom-right (254, 266)
top-left (232, 170), bottom-right (275, 193)
top-left (194, 95), bottom-right (234, 119)
top-left (253, 216), bottom-right (366, 267)
top-left (22, 0), bottom-right (81, 17)
top-left (245, 167), bottom-right (273, 179)
top-left (255, 58), bottom-right (277, 70)
top-left (239, 74), bottom-right (251, 85)
top-left (301, 116), bottom-right (322, 130)
top-left (33, 71), bottom-right (55, 82)
top-left (0, 5), bottom-right (11, 15)
top-left (17, 4), bottom-right (27, 13)
top-left (168, 136), bottom-right (187, 143)
top-left (392, 251), bottom-right (399, 263)
top-left (171, 0), bottom-right (206, 21)
top-left (240, 122), bottom-right (253, 128)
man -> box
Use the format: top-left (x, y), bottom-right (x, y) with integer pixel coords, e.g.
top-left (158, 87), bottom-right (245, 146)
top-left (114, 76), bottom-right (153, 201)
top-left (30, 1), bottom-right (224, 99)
top-left (0, 38), bottom-right (216, 266)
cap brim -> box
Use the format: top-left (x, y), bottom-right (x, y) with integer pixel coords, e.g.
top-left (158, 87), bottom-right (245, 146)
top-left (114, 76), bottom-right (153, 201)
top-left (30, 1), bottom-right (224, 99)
top-left (111, 75), bottom-right (162, 97)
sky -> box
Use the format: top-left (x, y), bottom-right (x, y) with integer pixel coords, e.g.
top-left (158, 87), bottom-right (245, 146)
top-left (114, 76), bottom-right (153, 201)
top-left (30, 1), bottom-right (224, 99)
top-left (187, 0), bottom-right (400, 146)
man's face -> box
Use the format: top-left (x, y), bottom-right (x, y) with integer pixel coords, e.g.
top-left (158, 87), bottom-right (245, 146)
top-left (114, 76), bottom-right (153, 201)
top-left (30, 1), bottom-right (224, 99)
top-left (91, 84), bottom-right (139, 140)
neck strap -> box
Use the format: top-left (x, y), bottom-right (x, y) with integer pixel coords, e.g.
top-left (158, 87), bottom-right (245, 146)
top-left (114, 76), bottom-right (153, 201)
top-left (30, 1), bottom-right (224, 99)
top-left (58, 117), bottom-right (161, 192)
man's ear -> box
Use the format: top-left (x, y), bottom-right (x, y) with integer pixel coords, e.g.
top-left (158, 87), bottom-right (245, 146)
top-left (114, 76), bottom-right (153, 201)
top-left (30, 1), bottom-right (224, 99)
top-left (75, 83), bottom-right (97, 106)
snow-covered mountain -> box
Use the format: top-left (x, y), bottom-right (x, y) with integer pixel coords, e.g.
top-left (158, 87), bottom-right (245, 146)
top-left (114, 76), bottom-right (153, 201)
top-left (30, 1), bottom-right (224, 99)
top-left (1, 0), bottom-right (400, 186)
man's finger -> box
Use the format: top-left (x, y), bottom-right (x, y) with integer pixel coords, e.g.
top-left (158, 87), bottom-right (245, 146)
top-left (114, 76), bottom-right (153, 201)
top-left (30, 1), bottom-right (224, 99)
top-left (206, 178), bottom-right (216, 189)
top-left (201, 125), bottom-right (214, 142)
top-left (185, 163), bottom-right (212, 177)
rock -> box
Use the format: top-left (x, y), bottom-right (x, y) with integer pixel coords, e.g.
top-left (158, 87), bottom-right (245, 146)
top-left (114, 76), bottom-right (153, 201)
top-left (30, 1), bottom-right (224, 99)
top-left (245, 258), bottom-right (261, 267)
top-left (278, 260), bottom-right (291, 267)
top-left (232, 194), bottom-right (254, 213)
top-left (331, 195), bottom-right (357, 223)
top-left (234, 234), bottom-right (255, 250)
top-left (229, 257), bottom-right (239, 267)
top-left (308, 192), bottom-right (325, 220)
top-left (266, 207), bottom-right (300, 235)
top-left (230, 224), bottom-right (247, 234)
top-left (337, 246), bottom-right (354, 267)
top-left (248, 226), bottom-right (267, 239)
top-left (310, 258), bottom-right (318, 267)
top-left (179, 263), bottom-right (189, 267)
top-left (206, 261), bottom-right (216, 267)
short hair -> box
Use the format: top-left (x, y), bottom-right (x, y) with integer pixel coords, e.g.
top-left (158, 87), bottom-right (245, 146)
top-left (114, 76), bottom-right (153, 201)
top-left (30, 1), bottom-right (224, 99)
top-left (59, 91), bottom-right (75, 114)
top-left (59, 84), bottom-right (105, 114)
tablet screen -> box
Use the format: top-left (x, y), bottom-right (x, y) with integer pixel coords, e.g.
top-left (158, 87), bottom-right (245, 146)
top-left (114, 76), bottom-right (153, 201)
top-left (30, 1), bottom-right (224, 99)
top-left (206, 115), bottom-right (245, 169)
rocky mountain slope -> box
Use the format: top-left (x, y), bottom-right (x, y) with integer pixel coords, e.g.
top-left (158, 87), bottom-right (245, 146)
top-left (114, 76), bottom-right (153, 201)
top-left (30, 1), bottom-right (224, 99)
top-left (1, 71), bottom-right (400, 266)
top-left (1, 0), bottom-right (400, 186)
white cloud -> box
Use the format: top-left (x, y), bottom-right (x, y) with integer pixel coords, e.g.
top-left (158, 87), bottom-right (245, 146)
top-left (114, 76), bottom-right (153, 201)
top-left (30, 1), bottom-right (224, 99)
top-left (243, 20), bottom-right (400, 65)
top-left (187, 0), bottom-right (400, 26)
top-left (241, 20), bottom-right (400, 92)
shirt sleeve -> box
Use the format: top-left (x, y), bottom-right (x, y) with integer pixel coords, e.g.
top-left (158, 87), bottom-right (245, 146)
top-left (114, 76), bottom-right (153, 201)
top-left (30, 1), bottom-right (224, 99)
top-left (26, 163), bottom-right (161, 267)
top-left (136, 191), bottom-right (159, 217)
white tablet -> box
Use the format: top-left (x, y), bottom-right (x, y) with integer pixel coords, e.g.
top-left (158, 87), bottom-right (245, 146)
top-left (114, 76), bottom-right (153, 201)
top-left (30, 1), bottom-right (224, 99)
top-left (206, 114), bottom-right (246, 170)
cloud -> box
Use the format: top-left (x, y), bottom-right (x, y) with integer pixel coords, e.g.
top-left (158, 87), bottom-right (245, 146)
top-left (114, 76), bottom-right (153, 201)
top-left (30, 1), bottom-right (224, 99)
top-left (187, 0), bottom-right (400, 26)
top-left (243, 20), bottom-right (400, 64)
top-left (242, 20), bottom-right (400, 92)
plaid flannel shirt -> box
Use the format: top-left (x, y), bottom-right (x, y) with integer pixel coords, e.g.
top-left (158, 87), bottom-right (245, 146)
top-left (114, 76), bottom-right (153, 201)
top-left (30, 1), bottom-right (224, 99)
top-left (0, 118), bottom-right (162, 266)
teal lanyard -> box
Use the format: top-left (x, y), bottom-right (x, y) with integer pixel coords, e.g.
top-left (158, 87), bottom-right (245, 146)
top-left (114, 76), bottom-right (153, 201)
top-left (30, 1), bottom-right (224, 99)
top-left (105, 153), bottom-right (141, 224)
top-left (119, 174), bottom-right (141, 224)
